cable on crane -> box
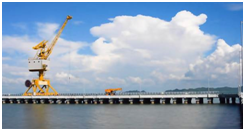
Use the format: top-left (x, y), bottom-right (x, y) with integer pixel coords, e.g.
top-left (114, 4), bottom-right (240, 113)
top-left (69, 36), bottom-right (71, 83)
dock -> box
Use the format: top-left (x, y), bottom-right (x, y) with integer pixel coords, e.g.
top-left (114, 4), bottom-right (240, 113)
top-left (2, 91), bottom-right (243, 104)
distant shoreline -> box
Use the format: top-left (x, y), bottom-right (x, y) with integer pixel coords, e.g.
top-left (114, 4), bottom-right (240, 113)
top-left (165, 87), bottom-right (242, 94)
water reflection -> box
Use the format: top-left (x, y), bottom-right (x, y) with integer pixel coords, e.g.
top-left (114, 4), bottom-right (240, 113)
top-left (239, 105), bottom-right (243, 129)
top-left (2, 104), bottom-right (242, 129)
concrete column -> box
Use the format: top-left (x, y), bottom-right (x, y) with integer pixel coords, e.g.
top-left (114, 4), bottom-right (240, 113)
top-left (66, 100), bottom-right (70, 104)
top-left (109, 99), bottom-right (113, 104)
top-left (129, 99), bottom-right (133, 104)
top-left (57, 100), bottom-right (62, 104)
top-left (140, 99), bottom-right (144, 104)
top-left (84, 99), bottom-right (88, 104)
top-left (184, 98), bottom-right (188, 104)
top-left (99, 99), bottom-right (103, 104)
top-left (207, 98), bottom-right (213, 104)
top-left (9, 100), bottom-right (13, 104)
top-left (195, 98), bottom-right (200, 104)
top-left (172, 98), bottom-right (176, 104)
top-left (17, 100), bottom-right (21, 104)
top-left (161, 98), bottom-right (165, 104)
top-left (75, 100), bottom-right (79, 104)
top-left (40, 100), bottom-right (45, 104)
top-left (32, 100), bottom-right (37, 104)
top-left (150, 99), bottom-right (155, 104)
top-left (119, 99), bottom-right (123, 104)
top-left (49, 100), bottom-right (54, 104)
top-left (24, 99), bottom-right (28, 104)
top-left (93, 100), bottom-right (97, 104)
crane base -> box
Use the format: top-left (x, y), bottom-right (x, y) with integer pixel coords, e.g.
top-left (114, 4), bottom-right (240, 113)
top-left (23, 79), bottom-right (58, 96)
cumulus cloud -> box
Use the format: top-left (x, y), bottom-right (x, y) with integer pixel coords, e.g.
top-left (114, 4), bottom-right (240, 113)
top-left (86, 10), bottom-right (215, 78)
top-left (185, 39), bottom-right (241, 87)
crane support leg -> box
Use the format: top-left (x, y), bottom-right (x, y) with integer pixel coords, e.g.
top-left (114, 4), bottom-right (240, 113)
top-left (23, 86), bottom-right (32, 95)
top-left (23, 79), bottom-right (58, 96)
top-left (47, 81), bottom-right (58, 95)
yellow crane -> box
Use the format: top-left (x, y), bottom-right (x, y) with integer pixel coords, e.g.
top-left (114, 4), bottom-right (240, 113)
top-left (105, 88), bottom-right (122, 95)
top-left (23, 15), bottom-right (72, 96)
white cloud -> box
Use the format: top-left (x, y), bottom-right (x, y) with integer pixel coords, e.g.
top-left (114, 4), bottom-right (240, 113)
top-left (127, 76), bottom-right (142, 84)
top-left (10, 72), bottom-right (31, 77)
top-left (185, 39), bottom-right (241, 87)
top-left (2, 64), bottom-right (32, 77)
top-left (12, 23), bottom-right (27, 30)
top-left (226, 3), bottom-right (243, 11)
top-left (73, 21), bottom-right (83, 25)
top-left (87, 10), bottom-right (215, 79)
top-left (96, 77), bottom-right (126, 85)
top-left (2, 35), bottom-right (38, 56)
top-left (55, 72), bottom-right (90, 85)
top-left (2, 76), bottom-right (26, 85)
top-left (2, 57), bottom-right (11, 60)
top-left (36, 23), bottom-right (59, 39)
top-left (56, 72), bottom-right (71, 78)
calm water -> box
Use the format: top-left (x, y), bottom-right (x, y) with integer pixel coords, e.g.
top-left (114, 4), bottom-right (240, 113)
top-left (2, 104), bottom-right (243, 129)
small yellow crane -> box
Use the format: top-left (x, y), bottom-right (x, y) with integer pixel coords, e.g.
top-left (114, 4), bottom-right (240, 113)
top-left (23, 15), bottom-right (72, 96)
top-left (105, 88), bottom-right (122, 95)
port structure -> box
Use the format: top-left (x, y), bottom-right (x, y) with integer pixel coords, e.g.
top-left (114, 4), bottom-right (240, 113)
top-left (23, 15), bottom-right (72, 96)
top-left (3, 91), bottom-right (243, 105)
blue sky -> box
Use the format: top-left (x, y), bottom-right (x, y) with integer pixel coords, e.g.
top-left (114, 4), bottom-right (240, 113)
top-left (3, 2), bottom-right (243, 46)
top-left (2, 2), bottom-right (243, 93)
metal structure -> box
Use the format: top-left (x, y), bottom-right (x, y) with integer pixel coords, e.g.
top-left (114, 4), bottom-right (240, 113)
top-left (105, 88), bottom-right (122, 95)
top-left (23, 15), bottom-right (72, 96)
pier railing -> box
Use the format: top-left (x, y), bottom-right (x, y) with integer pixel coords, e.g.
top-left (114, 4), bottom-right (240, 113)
top-left (2, 91), bottom-right (220, 96)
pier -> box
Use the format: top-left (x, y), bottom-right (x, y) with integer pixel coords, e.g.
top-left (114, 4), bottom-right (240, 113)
top-left (2, 91), bottom-right (243, 104)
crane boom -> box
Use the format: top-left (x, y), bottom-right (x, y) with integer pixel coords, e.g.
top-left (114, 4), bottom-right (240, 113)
top-left (44, 15), bottom-right (72, 59)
